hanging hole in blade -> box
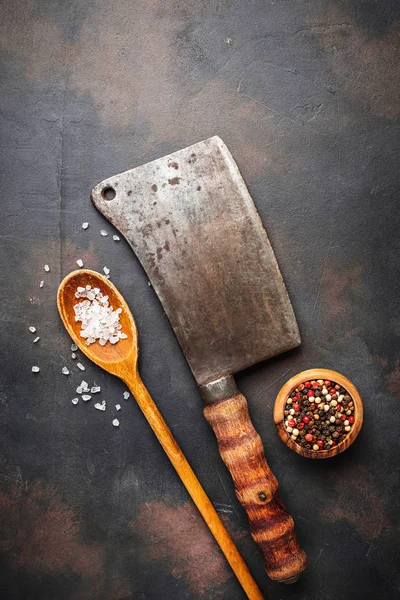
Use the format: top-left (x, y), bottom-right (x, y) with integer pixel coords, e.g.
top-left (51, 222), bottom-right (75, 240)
top-left (102, 186), bottom-right (116, 201)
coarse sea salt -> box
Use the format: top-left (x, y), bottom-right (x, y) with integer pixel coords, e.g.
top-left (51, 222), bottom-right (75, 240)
top-left (32, 366), bottom-right (40, 373)
top-left (91, 386), bottom-right (101, 394)
top-left (94, 401), bottom-right (106, 411)
top-left (82, 222), bottom-right (89, 230)
top-left (100, 230), bottom-right (108, 237)
top-left (29, 326), bottom-right (36, 333)
top-left (33, 337), bottom-right (40, 343)
top-left (77, 362), bottom-right (85, 371)
top-left (71, 343), bottom-right (78, 351)
top-left (82, 394), bottom-right (92, 401)
top-left (39, 280), bottom-right (44, 288)
top-left (112, 419), bottom-right (120, 427)
top-left (115, 404), bottom-right (121, 411)
top-left (76, 259), bottom-right (84, 268)
top-left (113, 235), bottom-right (120, 242)
top-left (123, 391), bottom-right (130, 400)
top-left (103, 266), bottom-right (110, 276)
top-left (62, 367), bottom-right (70, 375)
top-left (79, 380), bottom-right (90, 392)
top-left (44, 264), bottom-right (50, 272)
top-left (71, 352), bottom-right (77, 359)
top-left (72, 398), bottom-right (79, 405)
top-left (73, 285), bottom-right (127, 346)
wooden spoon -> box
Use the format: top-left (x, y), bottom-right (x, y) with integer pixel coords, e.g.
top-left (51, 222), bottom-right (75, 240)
top-left (57, 269), bottom-right (264, 600)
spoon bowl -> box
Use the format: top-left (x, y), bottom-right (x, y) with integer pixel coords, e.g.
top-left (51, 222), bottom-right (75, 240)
top-left (57, 269), bottom-right (138, 376)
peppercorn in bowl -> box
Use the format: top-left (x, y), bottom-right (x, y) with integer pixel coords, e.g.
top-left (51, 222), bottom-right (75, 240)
top-left (274, 369), bottom-right (363, 459)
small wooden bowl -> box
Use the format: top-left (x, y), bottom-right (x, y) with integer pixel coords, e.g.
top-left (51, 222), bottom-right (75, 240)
top-left (274, 369), bottom-right (363, 459)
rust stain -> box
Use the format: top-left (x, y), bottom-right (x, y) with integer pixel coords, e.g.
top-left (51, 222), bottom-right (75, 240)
top-left (168, 177), bottom-right (180, 186)
top-left (127, 190), bottom-right (132, 196)
top-left (321, 261), bottom-right (363, 320)
top-left (320, 466), bottom-right (389, 541)
top-left (151, 184), bottom-right (158, 192)
top-left (0, 479), bottom-right (108, 599)
top-left (169, 161), bottom-right (179, 169)
top-left (386, 359), bottom-right (400, 397)
top-left (136, 500), bottom-right (232, 595)
top-left (197, 185), bottom-right (202, 191)
top-left (312, 7), bottom-right (400, 119)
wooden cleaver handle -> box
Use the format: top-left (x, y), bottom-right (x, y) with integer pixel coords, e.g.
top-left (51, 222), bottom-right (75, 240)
top-left (204, 392), bottom-right (307, 583)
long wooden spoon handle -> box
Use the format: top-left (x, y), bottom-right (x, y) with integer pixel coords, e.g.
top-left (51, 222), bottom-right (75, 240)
top-left (124, 372), bottom-right (264, 600)
top-left (204, 392), bottom-right (307, 583)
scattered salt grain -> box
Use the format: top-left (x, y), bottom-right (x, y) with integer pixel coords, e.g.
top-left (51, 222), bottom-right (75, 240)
top-left (32, 366), bottom-right (40, 373)
top-left (33, 337), bottom-right (40, 343)
top-left (94, 401), bottom-right (106, 411)
top-left (29, 326), bottom-right (36, 333)
top-left (115, 404), bottom-right (121, 411)
top-left (71, 343), bottom-right (78, 351)
top-left (148, 281), bottom-right (152, 287)
top-left (76, 259), bottom-right (84, 268)
top-left (82, 222), bottom-right (89, 230)
top-left (39, 280), bottom-right (44, 288)
top-left (44, 264), bottom-right (50, 272)
top-left (103, 266), bottom-right (110, 275)
top-left (73, 285), bottom-right (127, 347)
top-left (71, 352), bottom-right (77, 359)
top-left (123, 391), bottom-right (130, 400)
top-left (112, 419), bottom-right (120, 427)
top-left (82, 394), bottom-right (92, 402)
top-left (91, 386), bottom-right (101, 394)
top-left (113, 235), bottom-right (120, 242)
top-left (80, 380), bottom-right (90, 393)
top-left (62, 367), bottom-right (70, 375)
top-left (77, 362), bottom-right (85, 371)
top-left (100, 230), bottom-right (108, 237)
top-left (72, 398), bottom-right (79, 405)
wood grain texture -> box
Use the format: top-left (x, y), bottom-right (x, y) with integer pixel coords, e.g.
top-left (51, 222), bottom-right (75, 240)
top-left (204, 393), bottom-right (307, 583)
top-left (57, 270), bottom-right (264, 600)
top-left (274, 369), bottom-right (363, 460)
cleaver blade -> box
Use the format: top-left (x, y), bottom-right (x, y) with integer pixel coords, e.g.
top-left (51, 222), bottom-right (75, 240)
top-left (91, 136), bottom-right (306, 583)
top-left (91, 136), bottom-right (300, 387)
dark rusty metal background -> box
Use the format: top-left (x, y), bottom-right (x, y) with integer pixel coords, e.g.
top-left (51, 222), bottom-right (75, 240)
top-left (91, 136), bottom-right (300, 386)
top-left (1, 1), bottom-right (400, 599)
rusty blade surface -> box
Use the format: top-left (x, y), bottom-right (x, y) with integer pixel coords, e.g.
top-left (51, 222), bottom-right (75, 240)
top-left (91, 136), bottom-right (300, 386)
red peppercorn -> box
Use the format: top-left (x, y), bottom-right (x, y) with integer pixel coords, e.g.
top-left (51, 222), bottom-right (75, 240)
top-left (293, 403), bottom-right (300, 412)
top-left (331, 440), bottom-right (337, 446)
top-left (324, 380), bottom-right (331, 386)
top-left (348, 416), bottom-right (355, 424)
top-left (298, 422), bottom-right (304, 429)
top-left (340, 414), bottom-right (346, 421)
top-left (288, 419), bottom-right (296, 427)
top-left (307, 390), bottom-right (315, 397)
top-left (337, 405), bottom-right (342, 412)
top-left (298, 383), bottom-right (305, 391)
top-left (317, 440), bottom-right (323, 448)
top-left (295, 393), bottom-right (301, 400)
top-left (312, 382), bottom-right (320, 389)
top-left (329, 387), bottom-right (336, 395)
top-left (303, 415), bottom-right (310, 423)
top-left (305, 382), bottom-right (311, 388)
top-left (305, 434), bottom-right (313, 442)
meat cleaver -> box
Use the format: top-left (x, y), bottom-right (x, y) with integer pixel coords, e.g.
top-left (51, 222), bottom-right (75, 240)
top-left (91, 136), bottom-right (307, 583)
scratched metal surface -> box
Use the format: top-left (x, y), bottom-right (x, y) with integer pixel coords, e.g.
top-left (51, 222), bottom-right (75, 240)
top-left (91, 136), bottom-right (300, 386)
top-left (0, 1), bottom-right (399, 599)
